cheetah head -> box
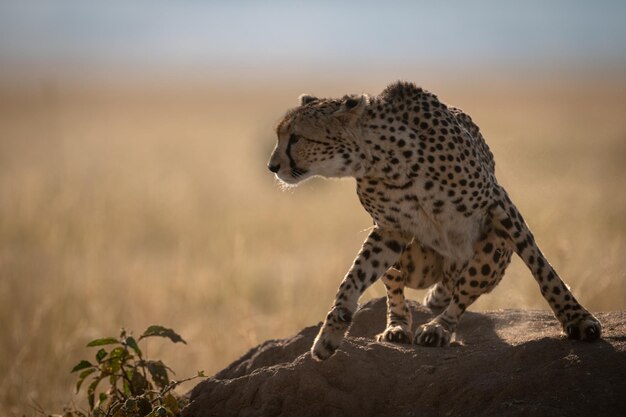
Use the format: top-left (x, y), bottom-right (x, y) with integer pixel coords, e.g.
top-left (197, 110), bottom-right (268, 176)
top-left (268, 93), bottom-right (371, 186)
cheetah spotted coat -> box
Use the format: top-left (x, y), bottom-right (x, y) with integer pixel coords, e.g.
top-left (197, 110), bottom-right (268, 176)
top-left (268, 81), bottom-right (601, 360)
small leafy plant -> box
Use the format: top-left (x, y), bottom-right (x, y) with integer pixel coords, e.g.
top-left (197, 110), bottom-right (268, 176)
top-left (65, 325), bottom-right (204, 417)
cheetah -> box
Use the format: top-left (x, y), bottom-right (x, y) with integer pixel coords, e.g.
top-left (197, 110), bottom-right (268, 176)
top-left (267, 81), bottom-right (602, 361)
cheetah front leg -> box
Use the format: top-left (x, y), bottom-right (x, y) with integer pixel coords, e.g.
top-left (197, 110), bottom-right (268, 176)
top-left (377, 240), bottom-right (444, 344)
top-left (311, 227), bottom-right (410, 361)
top-left (376, 267), bottom-right (413, 344)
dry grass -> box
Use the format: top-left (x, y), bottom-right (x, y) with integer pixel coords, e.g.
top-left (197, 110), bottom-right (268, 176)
top-left (1, 77), bottom-right (625, 415)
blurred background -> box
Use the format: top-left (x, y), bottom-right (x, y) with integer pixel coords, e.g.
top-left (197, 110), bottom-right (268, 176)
top-left (1, 1), bottom-right (625, 414)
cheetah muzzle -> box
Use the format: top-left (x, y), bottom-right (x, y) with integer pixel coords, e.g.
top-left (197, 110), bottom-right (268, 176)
top-left (268, 81), bottom-right (602, 360)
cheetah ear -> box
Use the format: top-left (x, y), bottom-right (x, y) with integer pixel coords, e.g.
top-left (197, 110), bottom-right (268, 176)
top-left (333, 94), bottom-right (369, 124)
top-left (298, 94), bottom-right (318, 106)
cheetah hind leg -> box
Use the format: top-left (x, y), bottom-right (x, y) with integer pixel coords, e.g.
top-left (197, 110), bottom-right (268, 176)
top-left (376, 268), bottom-right (413, 344)
top-left (423, 282), bottom-right (451, 312)
top-left (415, 278), bottom-right (466, 347)
top-left (491, 191), bottom-right (602, 341)
top-left (415, 230), bottom-right (513, 347)
top-left (415, 272), bottom-right (458, 347)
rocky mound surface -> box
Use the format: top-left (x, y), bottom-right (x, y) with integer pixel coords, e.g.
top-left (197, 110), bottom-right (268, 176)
top-left (183, 298), bottom-right (626, 417)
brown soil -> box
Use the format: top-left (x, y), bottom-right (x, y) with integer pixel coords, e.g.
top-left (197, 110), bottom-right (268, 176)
top-left (183, 298), bottom-right (626, 417)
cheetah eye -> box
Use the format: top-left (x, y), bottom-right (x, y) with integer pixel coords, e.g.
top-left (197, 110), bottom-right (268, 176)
top-left (290, 134), bottom-right (300, 144)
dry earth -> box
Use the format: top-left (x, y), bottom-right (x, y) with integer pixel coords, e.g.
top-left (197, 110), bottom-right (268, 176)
top-left (183, 297), bottom-right (625, 417)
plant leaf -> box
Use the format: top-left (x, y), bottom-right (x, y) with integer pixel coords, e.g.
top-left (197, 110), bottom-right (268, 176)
top-left (162, 393), bottom-right (181, 414)
top-left (71, 360), bottom-right (93, 373)
top-left (87, 337), bottom-right (120, 347)
top-left (146, 360), bottom-right (170, 389)
top-left (108, 400), bottom-right (124, 417)
top-left (96, 348), bottom-right (107, 363)
top-left (101, 347), bottom-right (126, 374)
top-left (131, 369), bottom-right (150, 394)
top-left (87, 376), bottom-right (104, 409)
top-left (76, 368), bottom-right (96, 393)
top-left (122, 379), bottom-right (131, 397)
top-left (136, 396), bottom-right (152, 417)
top-left (139, 326), bottom-right (186, 344)
top-left (107, 346), bottom-right (127, 360)
top-left (125, 336), bottom-right (142, 356)
top-left (152, 406), bottom-right (167, 417)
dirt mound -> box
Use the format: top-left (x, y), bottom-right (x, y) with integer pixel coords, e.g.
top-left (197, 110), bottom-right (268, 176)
top-left (183, 298), bottom-right (626, 417)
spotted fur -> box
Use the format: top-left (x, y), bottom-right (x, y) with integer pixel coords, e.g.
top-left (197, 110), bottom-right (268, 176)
top-left (268, 81), bottom-right (602, 360)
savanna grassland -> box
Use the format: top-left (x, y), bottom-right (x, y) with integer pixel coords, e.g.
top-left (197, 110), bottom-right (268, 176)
top-left (1, 76), bottom-right (625, 415)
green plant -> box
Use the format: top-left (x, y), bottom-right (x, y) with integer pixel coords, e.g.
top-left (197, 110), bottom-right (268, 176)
top-left (65, 325), bottom-right (205, 417)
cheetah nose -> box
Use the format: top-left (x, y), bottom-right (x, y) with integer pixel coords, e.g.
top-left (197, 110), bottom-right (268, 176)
top-left (268, 163), bottom-right (281, 173)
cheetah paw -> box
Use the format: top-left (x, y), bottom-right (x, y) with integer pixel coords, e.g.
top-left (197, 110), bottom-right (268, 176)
top-left (310, 306), bottom-right (352, 361)
top-left (565, 315), bottom-right (602, 341)
top-left (311, 334), bottom-right (340, 361)
top-left (376, 326), bottom-right (413, 344)
top-left (414, 322), bottom-right (452, 347)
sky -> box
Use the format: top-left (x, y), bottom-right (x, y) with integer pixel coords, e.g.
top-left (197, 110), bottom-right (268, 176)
top-left (1, 1), bottom-right (625, 85)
